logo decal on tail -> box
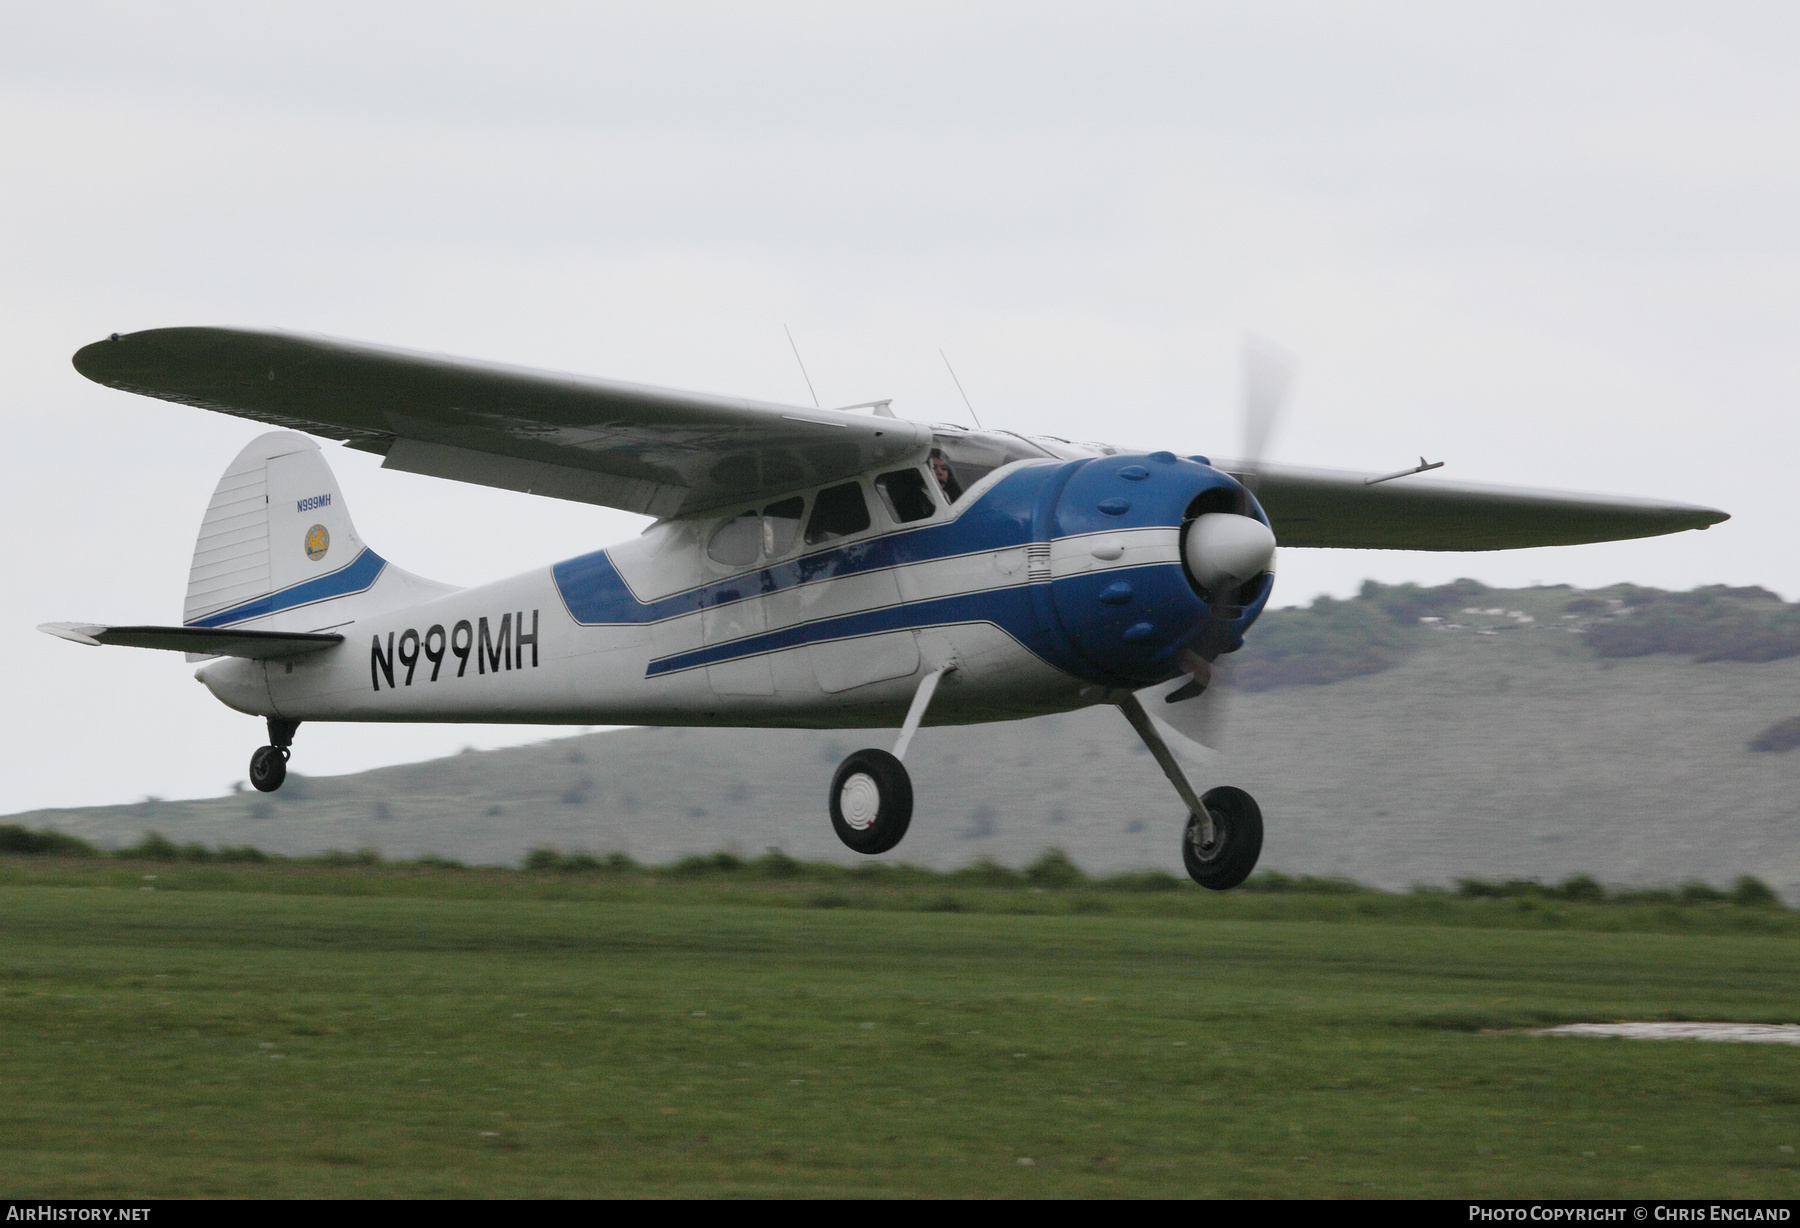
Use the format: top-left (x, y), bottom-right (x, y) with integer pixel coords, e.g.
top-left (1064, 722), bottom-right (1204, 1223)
top-left (304, 524), bottom-right (330, 561)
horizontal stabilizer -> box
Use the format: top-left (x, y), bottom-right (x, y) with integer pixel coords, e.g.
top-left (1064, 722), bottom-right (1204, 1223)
top-left (38, 622), bottom-right (344, 659)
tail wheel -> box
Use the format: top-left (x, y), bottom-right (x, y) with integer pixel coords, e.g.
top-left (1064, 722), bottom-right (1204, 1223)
top-left (1182, 785), bottom-right (1263, 890)
top-left (829, 749), bottom-right (913, 855)
top-left (249, 745), bottom-right (288, 793)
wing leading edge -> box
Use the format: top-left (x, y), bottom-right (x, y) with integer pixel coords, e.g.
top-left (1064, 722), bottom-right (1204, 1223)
top-left (73, 328), bottom-right (932, 518)
top-left (1221, 462), bottom-right (1727, 551)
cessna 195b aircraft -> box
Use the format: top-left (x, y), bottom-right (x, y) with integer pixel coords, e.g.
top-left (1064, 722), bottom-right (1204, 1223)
top-left (43, 328), bottom-right (1728, 888)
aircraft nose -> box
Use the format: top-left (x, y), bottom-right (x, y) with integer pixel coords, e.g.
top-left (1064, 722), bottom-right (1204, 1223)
top-left (1183, 512), bottom-right (1276, 594)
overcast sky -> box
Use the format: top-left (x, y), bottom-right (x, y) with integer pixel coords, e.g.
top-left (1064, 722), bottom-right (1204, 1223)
top-left (3, 2), bottom-right (1794, 812)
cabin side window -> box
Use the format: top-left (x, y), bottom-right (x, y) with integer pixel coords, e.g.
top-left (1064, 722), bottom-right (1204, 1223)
top-left (805, 482), bottom-right (871, 545)
top-left (874, 468), bottom-right (937, 524)
top-left (706, 510), bottom-right (762, 566)
top-left (707, 495), bottom-right (811, 568)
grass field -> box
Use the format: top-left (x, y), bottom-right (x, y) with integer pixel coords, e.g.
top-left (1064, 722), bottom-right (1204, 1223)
top-left (4, 854), bottom-right (1799, 1198)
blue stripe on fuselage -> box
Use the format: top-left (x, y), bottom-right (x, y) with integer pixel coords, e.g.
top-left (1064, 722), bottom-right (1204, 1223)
top-left (551, 463), bottom-right (1064, 627)
top-left (640, 563), bottom-right (1182, 681)
top-left (185, 548), bottom-right (388, 629)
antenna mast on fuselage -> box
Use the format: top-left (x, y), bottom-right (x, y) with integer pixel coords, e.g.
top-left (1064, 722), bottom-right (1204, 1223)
top-left (783, 324), bottom-right (820, 409)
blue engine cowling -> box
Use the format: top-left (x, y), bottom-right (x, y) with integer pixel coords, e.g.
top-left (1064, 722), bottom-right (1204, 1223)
top-left (1038, 450), bottom-right (1274, 689)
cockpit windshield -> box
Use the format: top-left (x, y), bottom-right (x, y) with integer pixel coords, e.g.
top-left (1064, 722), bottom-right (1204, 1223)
top-left (927, 429), bottom-right (1056, 504)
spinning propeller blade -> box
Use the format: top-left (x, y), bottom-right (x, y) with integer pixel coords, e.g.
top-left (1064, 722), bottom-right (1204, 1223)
top-left (1142, 653), bottom-right (1229, 759)
top-left (1240, 337), bottom-right (1294, 493)
top-left (1135, 337), bottom-right (1292, 754)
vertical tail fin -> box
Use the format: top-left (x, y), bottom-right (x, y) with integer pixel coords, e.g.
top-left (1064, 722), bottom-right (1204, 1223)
top-left (185, 431), bottom-right (453, 633)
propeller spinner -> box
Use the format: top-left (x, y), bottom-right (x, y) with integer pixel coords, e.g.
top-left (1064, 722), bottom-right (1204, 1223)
top-left (1145, 340), bottom-right (1294, 756)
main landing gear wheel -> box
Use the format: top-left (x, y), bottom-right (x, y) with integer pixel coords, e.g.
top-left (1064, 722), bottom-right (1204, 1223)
top-left (248, 745), bottom-right (289, 793)
top-left (829, 749), bottom-right (913, 855)
top-left (1183, 785), bottom-right (1264, 891)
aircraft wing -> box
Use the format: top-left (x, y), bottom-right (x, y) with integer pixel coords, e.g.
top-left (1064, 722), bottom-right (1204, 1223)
top-left (1222, 462), bottom-right (1728, 550)
top-left (38, 623), bottom-right (344, 659)
top-left (73, 328), bottom-right (933, 519)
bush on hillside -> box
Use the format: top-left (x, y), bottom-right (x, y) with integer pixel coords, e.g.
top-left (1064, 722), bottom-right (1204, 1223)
top-left (671, 851), bottom-right (744, 878)
top-left (0, 825), bottom-right (99, 857)
top-left (1733, 875), bottom-right (1783, 907)
top-left (1584, 588), bottom-right (1800, 662)
top-left (1024, 848), bottom-right (1085, 888)
top-left (524, 847), bottom-right (639, 874)
top-left (119, 832), bottom-right (183, 861)
top-left (1230, 593), bottom-right (1417, 691)
top-left (1696, 585), bottom-right (1785, 603)
top-left (1454, 873), bottom-right (1786, 908)
top-left (950, 858), bottom-right (1025, 887)
top-left (1095, 869), bottom-right (1184, 892)
top-left (1241, 871), bottom-right (1366, 895)
top-left (1359, 578), bottom-right (1490, 624)
top-left (1749, 715), bottom-right (1800, 753)
top-left (750, 848), bottom-right (802, 878)
top-left (102, 834), bottom-right (272, 863)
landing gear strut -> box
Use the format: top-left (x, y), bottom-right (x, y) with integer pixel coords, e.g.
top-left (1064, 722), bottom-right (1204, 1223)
top-left (827, 667), bottom-right (947, 855)
top-left (1116, 693), bottom-right (1264, 890)
top-left (249, 717), bottom-right (300, 793)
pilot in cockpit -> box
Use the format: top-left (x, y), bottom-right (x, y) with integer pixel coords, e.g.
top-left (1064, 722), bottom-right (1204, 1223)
top-left (928, 448), bottom-right (963, 504)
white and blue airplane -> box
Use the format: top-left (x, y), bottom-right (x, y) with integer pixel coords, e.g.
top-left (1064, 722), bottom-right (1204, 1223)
top-left (42, 328), bottom-right (1728, 888)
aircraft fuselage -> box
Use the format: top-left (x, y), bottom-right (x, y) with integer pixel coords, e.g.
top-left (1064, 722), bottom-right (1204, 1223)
top-left (199, 453), bottom-right (1272, 732)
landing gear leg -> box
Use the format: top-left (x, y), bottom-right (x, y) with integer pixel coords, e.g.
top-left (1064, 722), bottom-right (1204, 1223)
top-left (249, 717), bottom-right (300, 794)
top-left (1117, 693), bottom-right (1263, 890)
top-left (828, 667), bottom-right (947, 855)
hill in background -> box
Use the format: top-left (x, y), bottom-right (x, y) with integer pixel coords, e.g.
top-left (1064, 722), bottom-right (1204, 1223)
top-left (11, 580), bottom-right (1800, 895)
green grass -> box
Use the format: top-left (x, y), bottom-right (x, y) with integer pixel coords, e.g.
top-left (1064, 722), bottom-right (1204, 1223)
top-left (4, 856), bottom-right (1799, 1197)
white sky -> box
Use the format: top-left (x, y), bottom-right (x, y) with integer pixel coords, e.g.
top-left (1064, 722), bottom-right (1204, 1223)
top-left (3, 2), bottom-right (1795, 812)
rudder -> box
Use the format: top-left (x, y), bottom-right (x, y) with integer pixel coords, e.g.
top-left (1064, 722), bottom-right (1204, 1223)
top-left (185, 432), bottom-right (452, 633)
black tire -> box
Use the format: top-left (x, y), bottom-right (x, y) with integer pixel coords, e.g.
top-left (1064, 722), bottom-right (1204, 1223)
top-left (249, 745), bottom-right (288, 793)
top-left (829, 749), bottom-right (913, 855)
top-left (1182, 785), bottom-right (1263, 890)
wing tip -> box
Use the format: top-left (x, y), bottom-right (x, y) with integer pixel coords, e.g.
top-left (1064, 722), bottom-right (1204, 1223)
top-left (72, 326), bottom-right (235, 386)
top-left (71, 335), bottom-right (117, 383)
